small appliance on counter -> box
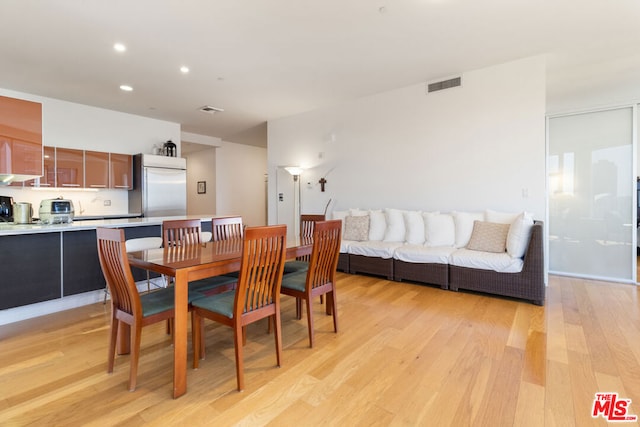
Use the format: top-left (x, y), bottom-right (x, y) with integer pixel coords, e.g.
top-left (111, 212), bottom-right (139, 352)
top-left (13, 202), bottom-right (33, 224)
top-left (0, 195), bottom-right (14, 222)
top-left (39, 198), bottom-right (74, 224)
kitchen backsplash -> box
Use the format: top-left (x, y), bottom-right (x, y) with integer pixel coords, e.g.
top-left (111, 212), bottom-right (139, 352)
top-left (0, 187), bottom-right (130, 217)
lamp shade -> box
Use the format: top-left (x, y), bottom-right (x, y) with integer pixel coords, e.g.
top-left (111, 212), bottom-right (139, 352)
top-left (284, 166), bottom-right (304, 176)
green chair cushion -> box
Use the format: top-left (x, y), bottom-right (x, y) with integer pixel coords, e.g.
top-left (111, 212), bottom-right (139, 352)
top-left (283, 260), bottom-right (309, 275)
top-left (281, 271), bottom-right (308, 292)
top-left (191, 291), bottom-right (236, 319)
top-left (140, 287), bottom-right (202, 317)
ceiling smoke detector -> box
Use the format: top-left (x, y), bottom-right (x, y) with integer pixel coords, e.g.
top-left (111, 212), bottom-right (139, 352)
top-left (199, 105), bottom-right (224, 114)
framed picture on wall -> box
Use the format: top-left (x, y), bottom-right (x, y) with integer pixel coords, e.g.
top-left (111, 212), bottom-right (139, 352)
top-left (197, 181), bottom-right (206, 194)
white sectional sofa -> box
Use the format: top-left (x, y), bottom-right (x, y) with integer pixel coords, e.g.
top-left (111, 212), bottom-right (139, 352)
top-left (332, 208), bottom-right (545, 305)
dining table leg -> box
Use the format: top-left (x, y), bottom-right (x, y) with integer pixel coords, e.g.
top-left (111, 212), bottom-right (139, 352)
top-left (173, 270), bottom-right (188, 398)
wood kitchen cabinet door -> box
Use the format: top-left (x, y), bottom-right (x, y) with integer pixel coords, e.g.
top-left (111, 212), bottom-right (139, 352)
top-left (85, 150), bottom-right (109, 189)
top-left (55, 147), bottom-right (84, 188)
top-left (25, 145), bottom-right (55, 187)
top-left (110, 153), bottom-right (132, 189)
top-left (0, 95), bottom-right (43, 176)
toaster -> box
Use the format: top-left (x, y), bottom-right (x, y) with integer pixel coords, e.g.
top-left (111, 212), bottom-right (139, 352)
top-left (39, 198), bottom-right (75, 224)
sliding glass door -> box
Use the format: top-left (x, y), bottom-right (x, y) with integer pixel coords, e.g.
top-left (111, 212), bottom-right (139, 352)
top-left (548, 106), bottom-right (636, 282)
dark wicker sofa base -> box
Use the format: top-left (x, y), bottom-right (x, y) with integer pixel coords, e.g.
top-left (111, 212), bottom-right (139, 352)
top-left (337, 253), bottom-right (350, 273)
top-left (349, 254), bottom-right (394, 280)
top-left (394, 260), bottom-right (449, 290)
top-left (339, 221), bottom-right (545, 305)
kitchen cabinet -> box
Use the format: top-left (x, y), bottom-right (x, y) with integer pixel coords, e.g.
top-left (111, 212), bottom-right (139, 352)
top-left (110, 153), bottom-right (133, 189)
top-left (85, 150), bottom-right (109, 189)
top-left (0, 232), bottom-right (61, 309)
top-left (25, 145), bottom-right (55, 187)
top-left (62, 230), bottom-right (106, 296)
top-left (55, 147), bottom-right (84, 188)
top-left (0, 95), bottom-right (43, 178)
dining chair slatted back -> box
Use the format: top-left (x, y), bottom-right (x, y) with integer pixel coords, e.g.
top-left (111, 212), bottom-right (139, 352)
top-left (298, 214), bottom-right (325, 262)
top-left (307, 219), bottom-right (341, 291)
top-left (96, 227), bottom-right (176, 391)
top-left (280, 219), bottom-right (341, 347)
top-left (191, 224), bottom-right (287, 391)
top-left (300, 214), bottom-right (325, 239)
top-left (236, 226), bottom-right (286, 316)
top-left (163, 219), bottom-right (202, 247)
top-left (212, 216), bottom-right (244, 241)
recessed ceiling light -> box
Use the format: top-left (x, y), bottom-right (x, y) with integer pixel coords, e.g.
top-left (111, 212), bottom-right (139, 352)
top-left (114, 43), bottom-right (126, 52)
top-left (119, 85), bottom-right (133, 92)
top-left (180, 66), bottom-right (190, 74)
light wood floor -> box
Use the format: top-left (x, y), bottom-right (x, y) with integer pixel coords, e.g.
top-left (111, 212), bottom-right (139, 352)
top-left (0, 273), bottom-right (639, 426)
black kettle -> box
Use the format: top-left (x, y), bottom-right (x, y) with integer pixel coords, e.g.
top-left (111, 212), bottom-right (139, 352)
top-left (163, 140), bottom-right (177, 157)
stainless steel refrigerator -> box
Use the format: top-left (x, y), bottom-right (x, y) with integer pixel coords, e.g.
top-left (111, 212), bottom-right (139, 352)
top-left (129, 154), bottom-right (187, 217)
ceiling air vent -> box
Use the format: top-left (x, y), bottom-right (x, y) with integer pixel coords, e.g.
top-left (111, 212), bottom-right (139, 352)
top-left (198, 105), bottom-right (224, 114)
top-left (427, 76), bottom-right (462, 93)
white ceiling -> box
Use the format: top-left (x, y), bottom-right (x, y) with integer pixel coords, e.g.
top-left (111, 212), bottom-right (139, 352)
top-left (1, 0), bottom-right (640, 148)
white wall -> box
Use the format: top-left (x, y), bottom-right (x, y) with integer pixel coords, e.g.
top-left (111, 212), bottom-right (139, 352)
top-left (0, 88), bottom-right (181, 215)
top-left (185, 146), bottom-right (216, 215)
top-left (268, 57), bottom-right (547, 224)
top-left (215, 140), bottom-right (267, 226)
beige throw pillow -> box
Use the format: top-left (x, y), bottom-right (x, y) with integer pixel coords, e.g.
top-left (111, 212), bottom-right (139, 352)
top-left (466, 220), bottom-right (510, 253)
top-left (343, 215), bottom-right (370, 241)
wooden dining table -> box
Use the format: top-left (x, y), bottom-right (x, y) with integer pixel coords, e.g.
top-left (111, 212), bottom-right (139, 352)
top-left (127, 237), bottom-right (312, 398)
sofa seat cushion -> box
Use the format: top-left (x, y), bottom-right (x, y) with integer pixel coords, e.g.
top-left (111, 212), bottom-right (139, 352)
top-left (348, 240), bottom-right (404, 259)
top-left (393, 244), bottom-right (456, 264)
top-left (449, 248), bottom-right (524, 273)
top-left (340, 239), bottom-right (354, 253)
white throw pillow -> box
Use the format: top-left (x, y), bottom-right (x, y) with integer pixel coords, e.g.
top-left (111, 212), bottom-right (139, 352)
top-left (423, 212), bottom-right (455, 247)
top-left (383, 208), bottom-right (406, 242)
top-left (368, 210), bottom-right (386, 241)
top-left (507, 212), bottom-right (534, 258)
top-left (452, 211), bottom-right (484, 248)
top-left (485, 209), bottom-right (520, 225)
top-left (403, 210), bottom-right (425, 244)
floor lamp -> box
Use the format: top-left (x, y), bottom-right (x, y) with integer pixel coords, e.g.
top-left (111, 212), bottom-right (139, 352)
top-left (285, 166), bottom-right (303, 239)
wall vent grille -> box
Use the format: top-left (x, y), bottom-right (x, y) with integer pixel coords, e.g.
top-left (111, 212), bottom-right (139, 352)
top-left (199, 105), bottom-right (224, 114)
top-left (427, 77), bottom-right (462, 93)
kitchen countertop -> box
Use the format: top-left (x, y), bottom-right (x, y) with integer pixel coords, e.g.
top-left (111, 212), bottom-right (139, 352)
top-left (0, 215), bottom-right (218, 236)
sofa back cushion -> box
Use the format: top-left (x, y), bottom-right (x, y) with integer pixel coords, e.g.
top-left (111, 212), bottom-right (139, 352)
top-left (507, 212), bottom-right (534, 258)
top-left (423, 212), bottom-right (455, 247)
top-left (485, 209), bottom-right (520, 224)
top-left (403, 210), bottom-right (425, 244)
top-left (466, 220), bottom-right (510, 253)
top-left (452, 211), bottom-right (484, 248)
top-left (383, 208), bottom-right (406, 242)
top-left (368, 210), bottom-right (387, 241)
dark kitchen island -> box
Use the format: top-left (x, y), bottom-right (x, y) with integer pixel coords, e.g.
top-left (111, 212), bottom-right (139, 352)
top-left (0, 216), bottom-right (215, 325)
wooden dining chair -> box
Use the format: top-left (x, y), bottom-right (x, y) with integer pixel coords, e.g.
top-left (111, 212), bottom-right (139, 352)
top-left (96, 227), bottom-right (179, 391)
top-left (162, 218), bottom-right (202, 247)
top-left (162, 219), bottom-right (237, 295)
top-left (283, 214), bottom-right (325, 275)
top-left (191, 225), bottom-right (287, 391)
top-left (280, 219), bottom-right (341, 348)
top-left (212, 216), bottom-right (244, 241)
